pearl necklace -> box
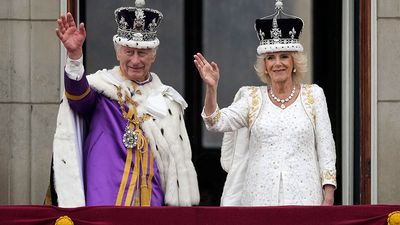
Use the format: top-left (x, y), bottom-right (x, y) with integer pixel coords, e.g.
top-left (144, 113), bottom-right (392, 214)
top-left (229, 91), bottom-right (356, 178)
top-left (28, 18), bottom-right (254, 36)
top-left (270, 86), bottom-right (296, 109)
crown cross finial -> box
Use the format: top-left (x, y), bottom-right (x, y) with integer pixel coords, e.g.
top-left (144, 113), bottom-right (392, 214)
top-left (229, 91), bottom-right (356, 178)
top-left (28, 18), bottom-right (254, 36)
top-left (271, 16), bottom-right (282, 42)
top-left (135, 0), bottom-right (145, 8)
top-left (271, 28), bottom-right (282, 42)
top-left (275, 0), bottom-right (283, 11)
top-left (134, 9), bottom-right (146, 31)
top-left (289, 27), bottom-right (296, 39)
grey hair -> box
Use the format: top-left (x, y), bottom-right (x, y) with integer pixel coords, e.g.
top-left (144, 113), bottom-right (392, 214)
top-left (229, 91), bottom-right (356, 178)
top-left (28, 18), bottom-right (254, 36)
top-left (113, 42), bottom-right (158, 56)
top-left (254, 52), bottom-right (308, 84)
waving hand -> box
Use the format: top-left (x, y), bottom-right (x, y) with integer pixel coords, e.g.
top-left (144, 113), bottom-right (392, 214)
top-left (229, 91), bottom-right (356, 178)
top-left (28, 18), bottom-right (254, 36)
top-left (193, 53), bottom-right (220, 115)
top-left (194, 53), bottom-right (220, 89)
top-left (55, 12), bottom-right (86, 59)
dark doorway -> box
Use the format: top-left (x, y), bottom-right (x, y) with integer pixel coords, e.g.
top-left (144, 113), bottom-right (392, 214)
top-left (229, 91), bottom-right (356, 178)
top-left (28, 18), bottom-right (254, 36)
top-left (313, 1), bottom-right (343, 204)
top-left (79, 0), bottom-right (344, 206)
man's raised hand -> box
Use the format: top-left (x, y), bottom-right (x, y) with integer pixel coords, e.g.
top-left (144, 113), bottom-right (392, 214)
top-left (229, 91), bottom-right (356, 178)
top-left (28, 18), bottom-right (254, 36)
top-left (55, 12), bottom-right (86, 59)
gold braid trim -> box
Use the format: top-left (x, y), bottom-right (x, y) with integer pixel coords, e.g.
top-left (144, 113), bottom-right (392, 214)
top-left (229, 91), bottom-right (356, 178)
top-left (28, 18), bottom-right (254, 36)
top-left (116, 123), bottom-right (135, 206)
top-left (146, 150), bottom-right (154, 205)
top-left (140, 142), bottom-right (152, 206)
top-left (65, 87), bottom-right (91, 101)
top-left (115, 85), bottom-right (153, 206)
top-left (125, 147), bottom-right (141, 206)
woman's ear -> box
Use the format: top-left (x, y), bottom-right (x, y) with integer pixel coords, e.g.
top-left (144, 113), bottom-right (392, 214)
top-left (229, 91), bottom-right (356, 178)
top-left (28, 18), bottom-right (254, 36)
top-left (116, 50), bottom-right (121, 61)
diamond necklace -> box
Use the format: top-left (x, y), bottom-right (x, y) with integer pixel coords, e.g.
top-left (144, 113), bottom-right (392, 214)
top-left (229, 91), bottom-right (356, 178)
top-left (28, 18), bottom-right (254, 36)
top-left (270, 85), bottom-right (296, 109)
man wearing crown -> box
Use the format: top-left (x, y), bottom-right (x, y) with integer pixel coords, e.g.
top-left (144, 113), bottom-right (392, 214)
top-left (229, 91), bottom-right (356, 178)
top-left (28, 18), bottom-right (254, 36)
top-left (50, 1), bottom-right (199, 207)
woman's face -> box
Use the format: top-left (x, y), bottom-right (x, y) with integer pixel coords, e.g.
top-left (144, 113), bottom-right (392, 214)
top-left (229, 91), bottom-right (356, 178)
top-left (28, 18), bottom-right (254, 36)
top-left (264, 52), bottom-right (294, 84)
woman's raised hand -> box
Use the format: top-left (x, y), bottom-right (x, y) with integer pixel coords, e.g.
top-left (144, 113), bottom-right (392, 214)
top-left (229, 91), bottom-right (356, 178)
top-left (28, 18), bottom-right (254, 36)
top-left (55, 12), bottom-right (86, 59)
top-left (194, 53), bottom-right (220, 89)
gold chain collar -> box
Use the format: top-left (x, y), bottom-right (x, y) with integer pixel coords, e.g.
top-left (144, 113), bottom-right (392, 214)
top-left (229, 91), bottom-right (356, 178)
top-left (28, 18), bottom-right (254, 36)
top-left (115, 84), bottom-right (154, 206)
top-left (116, 85), bottom-right (147, 149)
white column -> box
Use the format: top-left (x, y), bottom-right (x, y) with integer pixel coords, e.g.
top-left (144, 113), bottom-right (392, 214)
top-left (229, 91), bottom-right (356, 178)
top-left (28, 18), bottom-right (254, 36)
top-left (370, 0), bottom-right (378, 204)
top-left (341, 0), bottom-right (354, 205)
top-left (59, 0), bottom-right (67, 99)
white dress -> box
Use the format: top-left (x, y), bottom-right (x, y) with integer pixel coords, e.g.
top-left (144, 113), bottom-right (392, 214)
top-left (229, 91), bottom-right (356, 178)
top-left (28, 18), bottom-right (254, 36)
top-left (241, 86), bottom-right (322, 205)
top-left (202, 84), bottom-right (336, 206)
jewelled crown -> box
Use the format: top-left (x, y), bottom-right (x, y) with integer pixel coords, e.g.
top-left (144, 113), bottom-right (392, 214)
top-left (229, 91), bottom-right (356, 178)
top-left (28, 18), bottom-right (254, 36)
top-left (113, 0), bottom-right (163, 49)
top-left (255, 0), bottom-right (304, 55)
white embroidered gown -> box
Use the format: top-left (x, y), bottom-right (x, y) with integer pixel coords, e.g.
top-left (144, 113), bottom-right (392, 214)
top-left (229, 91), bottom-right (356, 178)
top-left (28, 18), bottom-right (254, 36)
top-left (241, 87), bottom-right (322, 205)
top-left (202, 85), bottom-right (336, 206)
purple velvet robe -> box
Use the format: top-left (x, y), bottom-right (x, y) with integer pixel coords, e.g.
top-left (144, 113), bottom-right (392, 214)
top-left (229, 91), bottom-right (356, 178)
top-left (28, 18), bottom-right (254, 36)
top-left (64, 71), bottom-right (164, 206)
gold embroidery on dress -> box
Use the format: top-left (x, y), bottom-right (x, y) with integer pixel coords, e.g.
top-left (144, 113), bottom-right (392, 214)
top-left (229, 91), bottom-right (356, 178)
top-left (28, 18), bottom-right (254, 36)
top-left (302, 84), bottom-right (316, 125)
top-left (320, 170), bottom-right (337, 185)
top-left (248, 87), bottom-right (261, 128)
top-left (205, 107), bottom-right (221, 127)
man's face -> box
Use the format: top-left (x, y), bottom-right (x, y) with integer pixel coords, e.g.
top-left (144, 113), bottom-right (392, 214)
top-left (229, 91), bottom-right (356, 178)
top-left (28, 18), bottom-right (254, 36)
top-left (116, 46), bottom-right (156, 82)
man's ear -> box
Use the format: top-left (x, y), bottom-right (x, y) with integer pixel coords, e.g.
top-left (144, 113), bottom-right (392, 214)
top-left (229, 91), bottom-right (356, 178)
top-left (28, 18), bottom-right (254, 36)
top-left (151, 50), bottom-right (157, 63)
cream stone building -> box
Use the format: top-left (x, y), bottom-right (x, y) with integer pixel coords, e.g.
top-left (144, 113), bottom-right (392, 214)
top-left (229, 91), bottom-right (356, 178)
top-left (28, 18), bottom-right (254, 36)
top-left (0, 0), bottom-right (398, 205)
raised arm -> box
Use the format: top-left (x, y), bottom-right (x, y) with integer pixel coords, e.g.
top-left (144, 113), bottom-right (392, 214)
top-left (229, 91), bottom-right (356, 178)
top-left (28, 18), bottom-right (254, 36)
top-left (193, 53), bottom-right (220, 115)
top-left (56, 13), bottom-right (96, 115)
top-left (55, 12), bottom-right (86, 59)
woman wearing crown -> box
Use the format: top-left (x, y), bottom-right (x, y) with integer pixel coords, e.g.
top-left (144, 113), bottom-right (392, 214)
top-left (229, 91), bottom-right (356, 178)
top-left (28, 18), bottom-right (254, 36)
top-left (194, 0), bottom-right (336, 206)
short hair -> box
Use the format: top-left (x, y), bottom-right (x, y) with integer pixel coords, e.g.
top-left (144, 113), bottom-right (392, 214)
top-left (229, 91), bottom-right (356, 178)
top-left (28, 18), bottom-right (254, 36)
top-left (254, 52), bottom-right (308, 84)
top-left (113, 42), bottom-right (158, 56)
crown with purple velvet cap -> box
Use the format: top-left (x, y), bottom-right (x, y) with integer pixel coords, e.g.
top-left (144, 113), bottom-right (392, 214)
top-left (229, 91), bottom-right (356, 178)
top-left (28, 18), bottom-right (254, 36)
top-left (113, 0), bottom-right (163, 49)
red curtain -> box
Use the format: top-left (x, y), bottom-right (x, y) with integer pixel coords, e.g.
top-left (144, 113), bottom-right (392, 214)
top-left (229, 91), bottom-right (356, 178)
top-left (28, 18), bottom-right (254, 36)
top-left (0, 205), bottom-right (399, 225)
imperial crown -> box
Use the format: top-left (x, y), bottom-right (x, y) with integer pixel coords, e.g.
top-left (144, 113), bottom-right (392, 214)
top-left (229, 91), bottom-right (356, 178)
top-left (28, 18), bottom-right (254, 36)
top-left (113, 0), bottom-right (163, 49)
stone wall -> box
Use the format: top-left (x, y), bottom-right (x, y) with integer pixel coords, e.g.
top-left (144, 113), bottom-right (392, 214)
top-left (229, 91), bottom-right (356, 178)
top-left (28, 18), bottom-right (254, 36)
top-left (0, 0), bottom-right (60, 204)
top-left (377, 0), bottom-right (400, 203)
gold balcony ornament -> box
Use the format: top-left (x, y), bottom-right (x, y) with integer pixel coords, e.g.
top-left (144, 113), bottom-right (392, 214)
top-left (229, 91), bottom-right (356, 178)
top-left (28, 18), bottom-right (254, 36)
top-left (55, 215), bottom-right (74, 225)
top-left (387, 211), bottom-right (400, 225)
